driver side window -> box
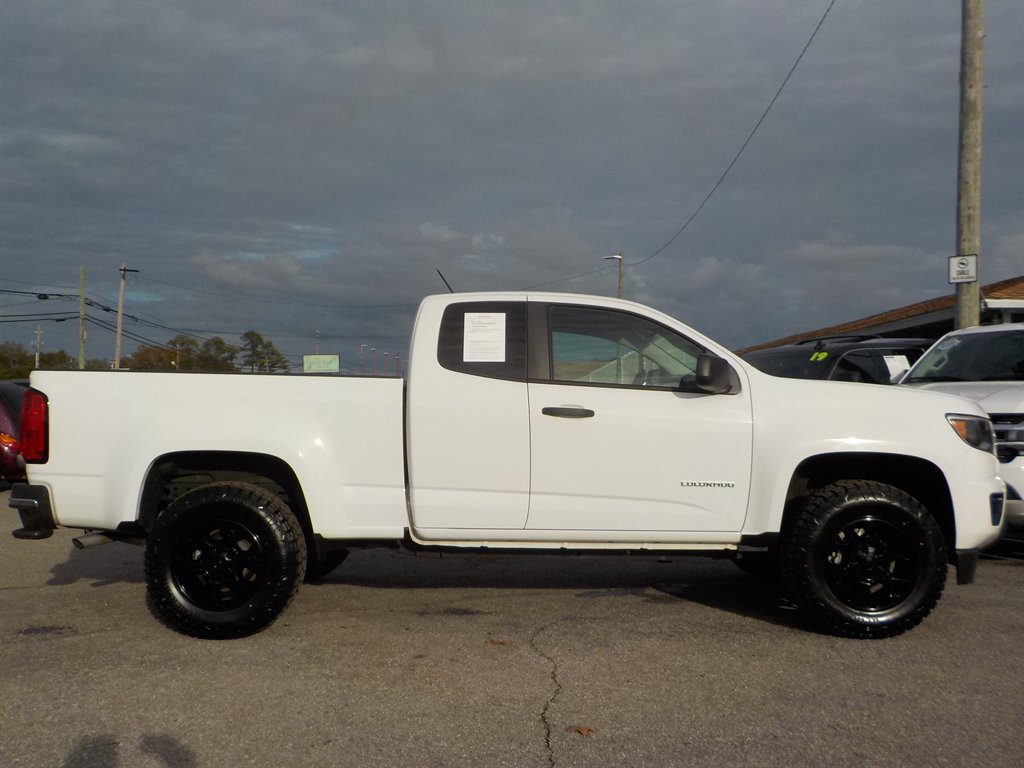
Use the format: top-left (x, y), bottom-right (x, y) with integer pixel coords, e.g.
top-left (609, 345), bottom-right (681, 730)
top-left (548, 305), bottom-right (704, 390)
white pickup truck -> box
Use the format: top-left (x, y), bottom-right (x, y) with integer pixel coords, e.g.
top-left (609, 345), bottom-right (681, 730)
top-left (10, 292), bottom-right (1007, 640)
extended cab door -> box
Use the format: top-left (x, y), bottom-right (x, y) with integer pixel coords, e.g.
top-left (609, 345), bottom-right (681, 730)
top-left (526, 303), bottom-right (753, 533)
top-left (406, 299), bottom-right (531, 530)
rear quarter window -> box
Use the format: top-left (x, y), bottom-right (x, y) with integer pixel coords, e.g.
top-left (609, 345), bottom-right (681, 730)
top-left (437, 301), bottom-right (528, 381)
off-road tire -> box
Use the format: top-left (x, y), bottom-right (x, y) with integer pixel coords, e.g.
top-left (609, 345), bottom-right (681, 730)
top-left (781, 479), bottom-right (947, 639)
top-left (145, 481), bottom-right (307, 639)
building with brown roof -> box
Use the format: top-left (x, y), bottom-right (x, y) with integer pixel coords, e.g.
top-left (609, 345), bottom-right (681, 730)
top-left (739, 274), bottom-right (1024, 353)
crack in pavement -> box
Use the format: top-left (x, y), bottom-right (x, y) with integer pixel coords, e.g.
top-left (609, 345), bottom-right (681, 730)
top-left (529, 622), bottom-right (562, 768)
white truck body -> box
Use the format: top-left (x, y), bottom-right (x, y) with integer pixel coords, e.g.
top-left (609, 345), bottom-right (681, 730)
top-left (10, 292), bottom-right (1007, 639)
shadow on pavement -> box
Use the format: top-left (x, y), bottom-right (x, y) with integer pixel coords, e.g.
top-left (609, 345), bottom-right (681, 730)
top-left (321, 548), bottom-right (803, 631)
top-left (46, 541), bottom-right (146, 587)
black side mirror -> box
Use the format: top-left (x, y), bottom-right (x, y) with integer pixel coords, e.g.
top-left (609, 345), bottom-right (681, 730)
top-left (696, 353), bottom-right (740, 395)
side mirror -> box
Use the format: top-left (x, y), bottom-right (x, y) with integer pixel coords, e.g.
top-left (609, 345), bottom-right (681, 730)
top-left (696, 353), bottom-right (740, 395)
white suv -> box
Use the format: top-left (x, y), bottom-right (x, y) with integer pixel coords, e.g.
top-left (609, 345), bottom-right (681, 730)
top-left (900, 323), bottom-right (1024, 530)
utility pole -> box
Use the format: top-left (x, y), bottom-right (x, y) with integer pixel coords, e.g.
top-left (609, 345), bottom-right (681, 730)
top-left (34, 325), bottom-right (42, 369)
top-left (603, 253), bottom-right (625, 299)
top-left (114, 262), bottom-right (140, 369)
top-left (78, 266), bottom-right (86, 369)
top-left (955, 0), bottom-right (984, 329)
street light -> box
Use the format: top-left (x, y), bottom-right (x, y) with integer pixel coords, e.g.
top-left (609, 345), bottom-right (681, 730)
top-left (603, 253), bottom-right (624, 299)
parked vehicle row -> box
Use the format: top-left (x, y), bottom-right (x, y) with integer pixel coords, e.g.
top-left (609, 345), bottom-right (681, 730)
top-left (741, 336), bottom-right (930, 384)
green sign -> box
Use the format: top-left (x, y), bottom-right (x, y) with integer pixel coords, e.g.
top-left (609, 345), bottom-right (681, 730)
top-left (303, 355), bottom-right (341, 374)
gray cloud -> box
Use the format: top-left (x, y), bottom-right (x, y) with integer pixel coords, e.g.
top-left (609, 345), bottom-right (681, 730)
top-left (2, 0), bottom-right (1021, 364)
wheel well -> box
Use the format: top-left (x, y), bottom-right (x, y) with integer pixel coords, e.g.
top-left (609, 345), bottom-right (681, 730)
top-left (139, 452), bottom-right (315, 549)
top-left (784, 453), bottom-right (956, 557)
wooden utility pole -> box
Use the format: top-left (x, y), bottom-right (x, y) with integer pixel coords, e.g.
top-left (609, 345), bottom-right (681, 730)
top-left (955, 0), bottom-right (984, 329)
top-left (114, 262), bottom-right (139, 369)
top-left (603, 253), bottom-right (625, 299)
top-left (78, 266), bottom-right (86, 369)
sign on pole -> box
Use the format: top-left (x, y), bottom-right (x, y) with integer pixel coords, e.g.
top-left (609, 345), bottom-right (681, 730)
top-left (948, 254), bottom-right (978, 284)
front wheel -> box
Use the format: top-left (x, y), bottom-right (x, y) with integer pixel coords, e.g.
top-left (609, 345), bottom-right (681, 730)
top-left (781, 480), bottom-right (947, 639)
top-left (145, 482), bottom-right (307, 639)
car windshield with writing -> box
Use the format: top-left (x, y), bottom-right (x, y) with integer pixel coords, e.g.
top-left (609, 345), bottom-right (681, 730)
top-left (742, 337), bottom-right (931, 384)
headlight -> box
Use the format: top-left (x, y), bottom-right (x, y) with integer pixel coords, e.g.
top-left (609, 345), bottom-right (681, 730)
top-left (947, 414), bottom-right (995, 453)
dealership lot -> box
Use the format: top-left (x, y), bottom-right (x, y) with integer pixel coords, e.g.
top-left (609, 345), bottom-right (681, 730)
top-left (2, 496), bottom-right (1022, 768)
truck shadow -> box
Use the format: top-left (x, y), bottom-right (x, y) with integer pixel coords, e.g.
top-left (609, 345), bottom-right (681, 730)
top-left (41, 531), bottom-right (1020, 592)
top-left (47, 542), bottom-right (146, 587)
top-left (322, 549), bottom-right (801, 631)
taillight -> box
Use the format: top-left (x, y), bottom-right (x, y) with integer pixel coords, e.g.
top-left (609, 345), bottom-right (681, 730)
top-left (20, 388), bottom-right (48, 463)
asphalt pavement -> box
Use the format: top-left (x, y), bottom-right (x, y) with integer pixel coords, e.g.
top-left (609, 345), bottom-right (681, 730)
top-left (2, 492), bottom-right (1022, 768)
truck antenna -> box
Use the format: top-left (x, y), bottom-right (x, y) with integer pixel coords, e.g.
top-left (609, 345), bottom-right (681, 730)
top-left (436, 268), bottom-right (455, 293)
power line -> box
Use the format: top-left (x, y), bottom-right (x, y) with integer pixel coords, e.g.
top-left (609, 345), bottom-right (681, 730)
top-left (85, 314), bottom-right (176, 350)
top-left (525, 267), bottom-right (611, 291)
top-left (527, 0), bottom-right (837, 293)
top-left (0, 314), bottom-right (79, 323)
top-left (4, 0), bottom-right (836, 329)
top-left (630, 0), bottom-right (836, 268)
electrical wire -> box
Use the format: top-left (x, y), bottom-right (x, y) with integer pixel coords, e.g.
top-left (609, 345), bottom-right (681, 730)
top-left (528, 0), bottom-right (837, 292)
top-left (2, 3), bottom-right (837, 340)
top-left (629, 0), bottom-right (836, 268)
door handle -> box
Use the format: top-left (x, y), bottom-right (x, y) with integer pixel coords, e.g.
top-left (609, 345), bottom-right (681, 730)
top-left (542, 406), bottom-right (595, 419)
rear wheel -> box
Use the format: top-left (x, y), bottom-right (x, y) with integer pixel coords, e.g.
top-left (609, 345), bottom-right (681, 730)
top-left (145, 482), bottom-right (306, 639)
top-left (781, 480), bottom-right (947, 639)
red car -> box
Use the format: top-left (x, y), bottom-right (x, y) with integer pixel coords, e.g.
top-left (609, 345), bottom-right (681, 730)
top-left (0, 380), bottom-right (28, 490)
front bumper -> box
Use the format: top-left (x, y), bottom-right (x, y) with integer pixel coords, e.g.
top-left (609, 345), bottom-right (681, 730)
top-left (9, 483), bottom-right (56, 540)
top-left (998, 454), bottom-right (1024, 530)
top-left (1003, 485), bottom-right (1024, 531)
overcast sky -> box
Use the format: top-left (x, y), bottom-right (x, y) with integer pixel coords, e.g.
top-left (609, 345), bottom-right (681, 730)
top-left (2, 0), bottom-right (1022, 370)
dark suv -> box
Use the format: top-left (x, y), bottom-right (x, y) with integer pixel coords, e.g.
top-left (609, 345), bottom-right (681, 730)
top-left (741, 336), bottom-right (932, 385)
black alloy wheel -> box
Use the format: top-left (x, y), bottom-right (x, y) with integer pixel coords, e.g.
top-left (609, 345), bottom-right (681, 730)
top-left (820, 514), bottom-right (922, 612)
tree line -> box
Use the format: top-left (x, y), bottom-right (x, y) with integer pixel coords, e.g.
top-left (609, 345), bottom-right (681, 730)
top-left (0, 331), bottom-right (290, 379)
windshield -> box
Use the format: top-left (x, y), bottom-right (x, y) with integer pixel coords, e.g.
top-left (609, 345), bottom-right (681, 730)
top-left (742, 348), bottom-right (834, 379)
top-left (905, 328), bottom-right (1024, 383)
